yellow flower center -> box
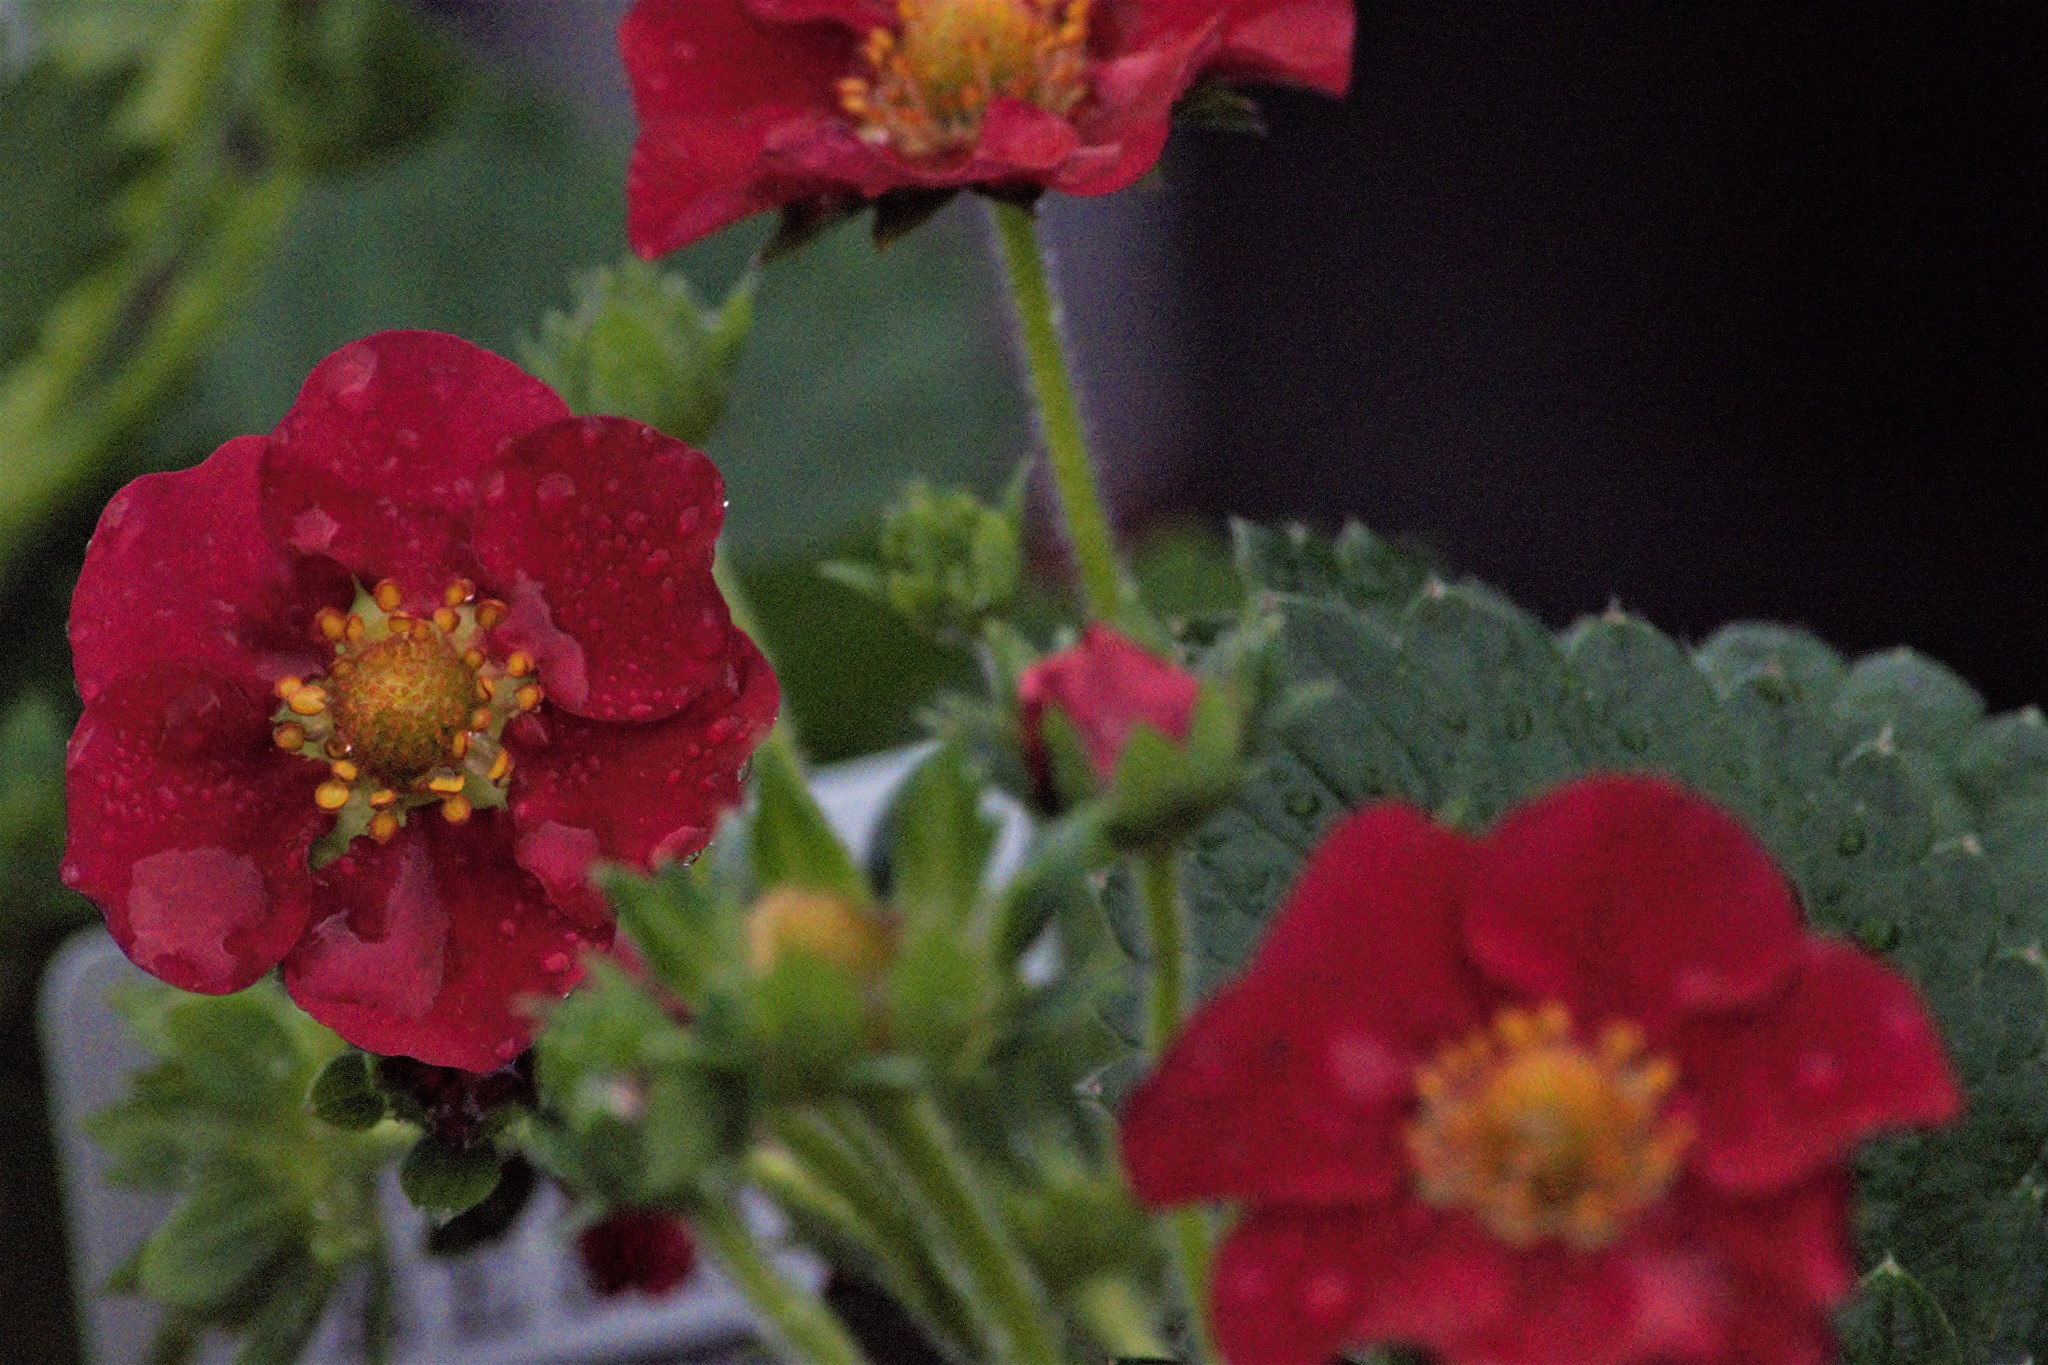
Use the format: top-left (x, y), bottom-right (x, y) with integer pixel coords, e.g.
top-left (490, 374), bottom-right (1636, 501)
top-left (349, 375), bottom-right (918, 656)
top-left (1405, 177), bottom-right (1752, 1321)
top-left (272, 578), bottom-right (543, 856)
top-left (1405, 1002), bottom-right (1693, 1249)
top-left (837, 0), bottom-right (1091, 160)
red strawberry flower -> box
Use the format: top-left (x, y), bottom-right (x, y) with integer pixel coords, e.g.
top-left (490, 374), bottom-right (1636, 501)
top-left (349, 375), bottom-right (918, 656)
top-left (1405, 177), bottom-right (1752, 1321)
top-left (620, 0), bottom-right (1356, 256)
top-left (578, 1207), bottom-right (699, 1298)
top-left (64, 331), bottom-right (778, 1072)
top-left (1120, 775), bottom-right (1960, 1365)
top-left (1018, 622), bottom-right (1200, 793)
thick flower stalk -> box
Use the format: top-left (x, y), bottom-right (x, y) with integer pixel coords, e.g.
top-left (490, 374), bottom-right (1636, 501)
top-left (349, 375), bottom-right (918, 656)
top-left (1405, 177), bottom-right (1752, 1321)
top-left (64, 330), bottom-right (778, 1072)
top-left (1121, 774), bottom-right (1962, 1365)
top-left (619, 0), bottom-right (1355, 255)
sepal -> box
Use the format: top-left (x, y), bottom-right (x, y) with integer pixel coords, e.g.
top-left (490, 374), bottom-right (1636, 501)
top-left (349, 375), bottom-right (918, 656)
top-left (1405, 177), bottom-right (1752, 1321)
top-left (523, 256), bottom-right (756, 445)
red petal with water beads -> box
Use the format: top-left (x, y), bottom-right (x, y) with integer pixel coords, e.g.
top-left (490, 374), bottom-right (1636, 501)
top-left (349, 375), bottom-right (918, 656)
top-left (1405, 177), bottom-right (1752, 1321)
top-left (263, 332), bottom-right (571, 603)
top-left (1462, 775), bottom-right (1804, 1035)
top-left (474, 416), bottom-right (748, 724)
top-left (1121, 805), bottom-right (1485, 1207)
top-left (507, 642), bottom-right (778, 903)
top-left (622, 0), bottom-right (855, 254)
top-left (70, 436), bottom-right (341, 706)
top-left (578, 1207), bottom-right (699, 1298)
top-left (282, 811), bottom-right (604, 1072)
top-left (63, 666), bottom-right (326, 994)
top-left (1678, 939), bottom-right (1962, 1194)
top-left (1211, 1203), bottom-right (1515, 1365)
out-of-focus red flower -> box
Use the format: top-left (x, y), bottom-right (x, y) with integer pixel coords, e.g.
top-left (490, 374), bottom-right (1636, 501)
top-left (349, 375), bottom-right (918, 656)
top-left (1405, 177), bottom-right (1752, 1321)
top-left (1120, 774), bottom-right (1960, 1365)
top-left (619, 0), bottom-right (1356, 255)
top-left (64, 331), bottom-right (778, 1072)
top-left (578, 1207), bottom-right (699, 1298)
top-left (1018, 623), bottom-right (1200, 793)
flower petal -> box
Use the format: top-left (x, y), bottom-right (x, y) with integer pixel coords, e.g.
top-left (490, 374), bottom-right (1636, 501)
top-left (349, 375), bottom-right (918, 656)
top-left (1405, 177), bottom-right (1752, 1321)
top-left (1680, 939), bottom-right (1961, 1193)
top-left (473, 416), bottom-right (749, 723)
top-left (622, 0), bottom-right (857, 255)
top-left (262, 332), bottom-right (569, 603)
top-left (1122, 804), bottom-right (1485, 1207)
top-left (1210, 0), bottom-right (1355, 97)
top-left (63, 665), bottom-right (324, 994)
top-left (505, 638), bottom-right (778, 908)
top-left (1211, 1203), bottom-right (1515, 1365)
top-left (70, 436), bottom-right (342, 705)
top-left (1464, 775), bottom-right (1804, 1034)
top-left (283, 811), bottom-right (604, 1071)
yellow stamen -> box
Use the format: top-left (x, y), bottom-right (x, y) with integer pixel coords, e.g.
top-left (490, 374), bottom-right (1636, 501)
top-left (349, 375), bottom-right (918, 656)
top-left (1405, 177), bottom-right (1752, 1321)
top-left (373, 579), bottom-right (404, 612)
top-left (288, 686), bottom-right (327, 716)
top-left (839, 0), bottom-right (1091, 160)
top-left (487, 748), bottom-right (513, 783)
top-left (368, 788), bottom-right (399, 809)
top-left (368, 811), bottom-right (400, 843)
top-left (273, 723), bottom-right (306, 753)
top-left (316, 608), bottom-right (347, 642)
top-left (475, 599), bottom-right (508, 629)
top-left (275, 676), bottom-right (303, 701)
top-left (330, 759), bottom-right (359, 782)
top-left (506, 651), bottom-right (534, 678)
top-left (515, 684), bottom-right (543, 712)
top-left (426, 772), bottom-right (468, 796)
top-left (1405, 1003), bottom-right (1692, 1250)
top-left (440, 795), bottom-right (473, 824)
top-left (433, 607), bottom-right (460, 634)
top-left (444, 578), bottom-right (476, 607)
top-left (314, 780), bottom-right (352, 812)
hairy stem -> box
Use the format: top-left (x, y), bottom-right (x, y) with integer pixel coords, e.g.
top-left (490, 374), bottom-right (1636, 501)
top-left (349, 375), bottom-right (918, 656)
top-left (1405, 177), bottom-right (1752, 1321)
top-left (987, 198), bottom-right (1123, 623)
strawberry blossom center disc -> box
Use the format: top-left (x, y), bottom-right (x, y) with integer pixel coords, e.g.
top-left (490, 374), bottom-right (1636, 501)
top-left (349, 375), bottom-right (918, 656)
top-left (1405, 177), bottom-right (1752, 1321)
top-left (1407, 1001), bottom-right (1694, 1250)
top-left (838, 0), bottom-right (1091, 159)
top-left (273, 577), bottom-right (540, 849)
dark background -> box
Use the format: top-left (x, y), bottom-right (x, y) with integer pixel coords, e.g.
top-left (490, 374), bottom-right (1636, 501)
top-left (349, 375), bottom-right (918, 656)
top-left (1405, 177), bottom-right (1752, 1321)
top-left (1174, 2), bottom-right (2047, 708)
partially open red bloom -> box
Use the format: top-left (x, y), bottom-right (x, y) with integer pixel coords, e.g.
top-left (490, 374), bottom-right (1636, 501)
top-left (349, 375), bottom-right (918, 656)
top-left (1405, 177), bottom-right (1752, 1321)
top-left (64, 331), bottom-right (778, 1072)
top-left (578, 1207), bottom-right (699, 1298)
top-left (1018, 622), bottom-right (1200, 790)
top-left (1121, 775), bottom-right (1960, 1365)
top-left (620, 0), bottom-right (1355, 255)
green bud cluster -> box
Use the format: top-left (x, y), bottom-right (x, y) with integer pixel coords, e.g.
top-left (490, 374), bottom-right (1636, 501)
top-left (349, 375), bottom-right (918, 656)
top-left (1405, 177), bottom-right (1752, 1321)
top-left (825, 478), bottom-right (1024, 643)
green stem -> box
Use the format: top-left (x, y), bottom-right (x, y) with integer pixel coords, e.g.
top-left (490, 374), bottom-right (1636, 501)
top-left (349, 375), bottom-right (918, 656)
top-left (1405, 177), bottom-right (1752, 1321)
top-left (715, 550), bottom-right (806, 762)
top-left (763, 1111), bottom-right (976, 1350)
top-left (692, 1192), bottom-right (872, 1365)
top-left (987, 198), bottom-right (1123, 623)
top-left (861, 1090), bottom-right (1063, 1365)
top-left (1071, 1275), bottom-right (1172, 1360)
top-left (1141, 849), bottom-right (1186, 1056)
top-left (1140, 850), bottom-right (1219, 1362)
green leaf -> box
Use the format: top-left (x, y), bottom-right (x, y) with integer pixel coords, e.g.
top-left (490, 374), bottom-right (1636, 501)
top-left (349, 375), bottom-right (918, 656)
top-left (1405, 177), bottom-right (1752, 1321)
top-left (749, 952), bottom-right (868, 1099)
top-left (1170, 81), bottom-right (1266, 135)
top-left (602, 861), bottom-right (734, 1007)
top-left (398, 1137), bottom-right (503, 1218)
top-left (229, 1253), bottom-right (335, 1365)
top-left (138, 1174), bottom-right (297, 1310)
top-left (750, 739), bottom-right (871, 902)
top-left (1840, 1259), bottom-right (1966, 1365)
top-left (251, 0), bottom-right (463, 172)
top-left (889, 928), bottom-right (995, 1072)
top-left (886, 744), bottom-right (998, 929)
top-left (308, 1051), bottom-right (387, 1132)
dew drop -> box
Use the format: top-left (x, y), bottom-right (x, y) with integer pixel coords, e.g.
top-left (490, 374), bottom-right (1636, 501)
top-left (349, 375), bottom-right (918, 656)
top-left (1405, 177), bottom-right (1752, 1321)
top-left (325, 344), bottom-right (379, 411)
top-left (542, 951), bottom-right (571, 973)
top-left (536, 472), bottom-right (577, 509)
